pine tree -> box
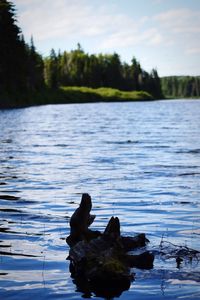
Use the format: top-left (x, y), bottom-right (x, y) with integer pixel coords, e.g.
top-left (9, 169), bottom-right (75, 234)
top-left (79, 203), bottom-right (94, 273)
top-left (0, 0), bottom-right (44, 100)
top-left (0, 0), bottom-right (23, 92)
top-left (27, 36), bottom-right (44, 91)
top-left (44, 49), bottom-right (59, 89)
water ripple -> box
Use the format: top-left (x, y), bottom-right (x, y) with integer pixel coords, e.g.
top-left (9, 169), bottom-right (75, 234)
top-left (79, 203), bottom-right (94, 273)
top-left (0, 100), bottom-right (200, 299)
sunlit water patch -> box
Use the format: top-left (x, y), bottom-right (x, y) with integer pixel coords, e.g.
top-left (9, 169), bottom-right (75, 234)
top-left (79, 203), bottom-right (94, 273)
top-left (0, 100), bottom-right (200, 299)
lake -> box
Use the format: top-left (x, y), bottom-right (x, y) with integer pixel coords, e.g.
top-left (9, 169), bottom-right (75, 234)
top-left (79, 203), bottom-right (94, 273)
top-left (0, 99), bottom-right (200, 299)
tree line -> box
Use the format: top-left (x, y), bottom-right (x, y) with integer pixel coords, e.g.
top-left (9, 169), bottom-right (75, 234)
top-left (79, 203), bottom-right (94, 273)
top-left (0, 0), bottom-right (199, 108)
top-left (0, 0), bottom-right (163, 103)
top-left (0, 0), bottom-right (44, 96)
top-left (44, 44), bottom-right (163, 99)
top-left (161, 76), bottom-right (200, 98)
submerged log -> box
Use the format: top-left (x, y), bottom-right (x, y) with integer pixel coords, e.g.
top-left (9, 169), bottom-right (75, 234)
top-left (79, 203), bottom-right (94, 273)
top-left (67, 194), bottom-right (154, 298)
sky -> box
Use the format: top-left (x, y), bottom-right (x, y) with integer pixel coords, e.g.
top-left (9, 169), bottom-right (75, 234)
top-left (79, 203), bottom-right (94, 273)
top-left (14, 0), bottom-right (200, 77)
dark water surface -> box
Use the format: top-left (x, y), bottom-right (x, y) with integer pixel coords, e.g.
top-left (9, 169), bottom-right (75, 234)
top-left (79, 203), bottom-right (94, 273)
top-left (0, 100), bottom-right (200, 299)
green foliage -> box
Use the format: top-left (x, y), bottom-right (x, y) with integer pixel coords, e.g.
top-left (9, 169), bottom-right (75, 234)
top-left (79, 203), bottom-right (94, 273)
top-left (0, 1), bottom-right (166, 108)
top-left (2, 0), bottom-right (199, 109)
top-left (44, 49), bottom-right (59, 89)
top-left (161, 76), bottom-right (200, 98)
top-left (0, 0), bottom-right (22, 92)
top-left (0, 86), bottom-right (153, 108)
top-left (44, 46), bottom-right (163, 99)
top-left (60, 86), bottom-right (153, 102)
top-left (0, 0), bottom-right (44, 99)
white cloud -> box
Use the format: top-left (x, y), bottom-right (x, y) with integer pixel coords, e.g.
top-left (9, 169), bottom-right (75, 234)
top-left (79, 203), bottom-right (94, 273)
top-left (118, 7), bottom-right (200, 50)
top-left (186, 47), bottom-right (200, 55)
top-left (16, 0), bottom-right (138, 42)
top-left (152, 8), bottom-right (200, 63)
top-left (148, 32), bottom-right (163, 45)
top-left (14, 0), bottom-right (200, 76)
top-left (99, 25), bottom-right (165, 50)
top-left (153, 8), bottom-right (200, 34)
top-left (15, 0), bottom-right (166, 52)
top-left (16, 0), bottom-right (98, 40)
top-left (16, 1), bottom-right (199, 50)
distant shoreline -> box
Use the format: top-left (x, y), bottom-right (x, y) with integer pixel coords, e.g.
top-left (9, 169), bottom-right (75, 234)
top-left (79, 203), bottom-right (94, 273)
top-left (0, 86), bottom-right (154, 109)
top-left (0, 86), bottom-right (199, 109)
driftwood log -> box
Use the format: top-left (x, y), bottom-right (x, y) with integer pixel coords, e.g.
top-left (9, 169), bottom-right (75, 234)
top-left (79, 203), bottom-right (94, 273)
top-left (66, 193), bottom-right (154, 298)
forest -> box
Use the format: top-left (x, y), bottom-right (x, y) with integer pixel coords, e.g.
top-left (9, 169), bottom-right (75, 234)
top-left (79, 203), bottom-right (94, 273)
top-left (44, 45), bottom-right (162, 98)
top-left (0, 0), bottom-right (199, 108)
top-left (161, 76), bottom-right (200, 98)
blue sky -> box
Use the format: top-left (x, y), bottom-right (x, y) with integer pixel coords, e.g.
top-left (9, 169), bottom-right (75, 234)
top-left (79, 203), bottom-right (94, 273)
top-left (15, 0), bottom-right (200, 76)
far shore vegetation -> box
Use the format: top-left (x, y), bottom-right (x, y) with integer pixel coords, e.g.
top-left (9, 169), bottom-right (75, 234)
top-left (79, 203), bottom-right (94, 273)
top-left (0, 0), bottom-right (200, 109)
top-left (1, 86), bottom-right (154, 109)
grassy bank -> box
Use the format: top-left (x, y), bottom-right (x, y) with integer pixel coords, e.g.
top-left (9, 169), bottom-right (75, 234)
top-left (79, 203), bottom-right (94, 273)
top-left (0, 86), bottom-right (154, 109)
top-left (60, 86), bottom-right (153, 102)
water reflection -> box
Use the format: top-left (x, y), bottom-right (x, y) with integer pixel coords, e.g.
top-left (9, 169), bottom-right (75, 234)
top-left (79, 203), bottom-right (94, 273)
top-left (71, 271), bottom-right (132, 298)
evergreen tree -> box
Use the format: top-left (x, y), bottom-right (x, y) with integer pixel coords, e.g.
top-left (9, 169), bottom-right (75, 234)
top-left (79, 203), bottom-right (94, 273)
top-left (0, 0), bottom-right (44, 99)
top-left (0, 0), bottom-right (23, 92)
top-left (161, 76), bottom-right (200, 98)
top-left (150, 69), bottom-right (163, 99)
top-left (27, 36), bottom-right (44, 91)
top-left (130, 57), bottom-right (142, 90)
top-left (44, 49), bottom-right (59, 89)
top-left (44, 46), bottom-right (164, 98)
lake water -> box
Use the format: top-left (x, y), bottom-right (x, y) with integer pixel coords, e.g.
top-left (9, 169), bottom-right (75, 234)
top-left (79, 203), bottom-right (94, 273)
top-left (0, 99), bottom-right (200, 299)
